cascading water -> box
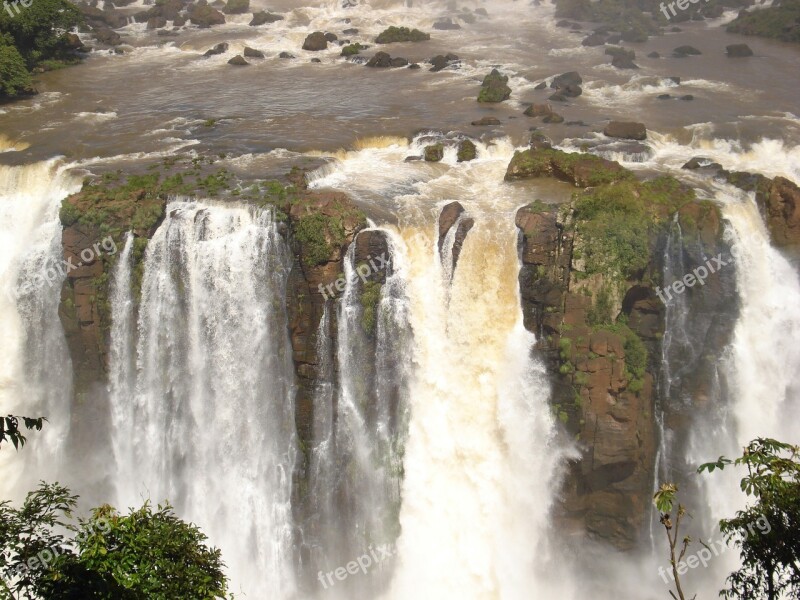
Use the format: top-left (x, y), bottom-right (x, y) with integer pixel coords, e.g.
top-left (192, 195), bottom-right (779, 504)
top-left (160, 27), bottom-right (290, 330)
top-left (108, 199), bottom-right (297, 598)
top-left (0, 161), bottom-right (81, 498)
top-left (309, 136), bottom-right (577, 599)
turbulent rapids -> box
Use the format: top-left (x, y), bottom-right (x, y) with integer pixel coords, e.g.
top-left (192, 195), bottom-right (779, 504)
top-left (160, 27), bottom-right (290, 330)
top-left (1, 0), bottom-right (799, 598)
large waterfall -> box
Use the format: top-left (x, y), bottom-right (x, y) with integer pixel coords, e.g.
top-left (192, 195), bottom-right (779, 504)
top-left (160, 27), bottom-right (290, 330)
top-left (108, 200), bottom-right (298, 598)
top-left (0, 161), bottom-right (80, 498)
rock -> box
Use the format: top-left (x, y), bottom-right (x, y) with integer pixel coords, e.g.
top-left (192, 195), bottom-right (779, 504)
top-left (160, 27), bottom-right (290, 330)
top-left (404, 156), bottom-right (422, 162)
top-left (279, 51), bottom-right (295, 59)
top-left (390, 57), bottom-right (409, 67)
top-left (324, 32), bottom-right (338, 42)
top-left (438, 201), bottom-right (464, 249)
top-left (311, 58), bottom-right (321, 63)
top-left (408, 63), bottom-right (421, 69)
top-left (621, 26), bottom-right (648, 42)
top-left (534, 81), bottom-right (547, 90)
top-left (673, 45), bottom-right (702, 56)
top-left (478, 69), bottom-right (512, 103)
top-left (429, 54), bottom-right (459, 71)
top-left (147, 16), bottom-right (168, 29)
top-left (657, 94), bottom-right (672, 100)
top-left (227, 54), bottom-right (249, 65)
top-left (243, 46), bottom-right (264, 58)
top-left (551, 71), bottom-right (582, 89)
top-left (187, 4), bottom-right (225, 27)
top-left (458, 12), bottom-right (476, 24)
top-left (682, 157), bottom-right (720, 170)
top-left (424, 143), bottom-right (444, 162)
top-left (433, 18), bottom-right (461, 30)
top-left (249, 11), bottom-right (283, 25)
top-left (457, 139), bottom-right (477, 162)
top-left (341, 43), bottom-right (366, 57)
top-left (547, 92), bottom-right (567, 102)
top-left (524, 103), bottom-right (553, 117)
top-left (471, 116), bottom-right (501, 126)
top-left (582, 32), bottom-right (607, 46)
top-left (366, 51), bottom-right (392, 67)
top-left (343, 27), bottom-right (359, 35)
top-left (529, 132), bottom-right (552, 150)
top-left (680, 94), bottom-right (694, 101)
top-left (612, 55), bottom-right (639, 69)
top-left (726, 174), bottom-right (800, 253)
top-left (726, 43), bottom-right (753, 57)
top-left (223, 0), bottom-right (248, 14)
top-left (605, 46), bottom-right (635, 59)
top-left (603, 121), bottom-right (647, 140)
top-left (667, 76), bottom-right (681, 84)
top-left (203, 42), bottom-right (228, 57)
top-left (303, 32), bottom-right (328, 51)
top-left (505, 147), bottom-right (632, 187)
top-left (475, 7), bottom-right (488, 16)
top-left (543, 112), bottom-right (565, 124)
top-left (375, 26), bottom-right (430, 44)
top-left (62, 33), bottom-right (86, 51)
top-left (647, 51), bottom-right (660, 58)
top-left (93, 27), bottom-right (121, 46)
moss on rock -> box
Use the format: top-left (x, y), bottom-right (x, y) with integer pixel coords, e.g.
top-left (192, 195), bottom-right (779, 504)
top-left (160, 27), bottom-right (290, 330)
top-left (375, 26), bottom-right (430, 44)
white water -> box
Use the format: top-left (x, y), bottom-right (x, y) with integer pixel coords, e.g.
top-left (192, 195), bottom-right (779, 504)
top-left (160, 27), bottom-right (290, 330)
top-left (108, 200), bottom-right (297, 598)
top-left (0, 160), bottom-right (80, 497)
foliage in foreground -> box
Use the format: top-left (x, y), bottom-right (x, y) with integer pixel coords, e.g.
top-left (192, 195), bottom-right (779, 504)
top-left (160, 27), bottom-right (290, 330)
top-left (699, 438), bottom-right (800, 600)
top-left (0, 483), bottom-right (229, 600)
top-left (0, 415), bottom-right (45, 450)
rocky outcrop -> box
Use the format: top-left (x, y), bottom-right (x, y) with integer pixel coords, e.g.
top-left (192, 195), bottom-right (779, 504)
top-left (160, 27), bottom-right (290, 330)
top-left (726, 43), bottom-right (753, 56)
top-left (478, 69), bottom-right (512, 103)
top-left (726, 172), bottom-right (800, 257)
top-left (249, 11), bottom-right (284, 26)
top-left (375, 26), bottom-right (430, 44)
top-left (512, 149), bottom-right (737, 549)
top-left (187, 4), bottom-right (225, 27)
top-left (505, 148), bottom-right (633, 186)
top-left (437, 202), bottom-right (474, 274)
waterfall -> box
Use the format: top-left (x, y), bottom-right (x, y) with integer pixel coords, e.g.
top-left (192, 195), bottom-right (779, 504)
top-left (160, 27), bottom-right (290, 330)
top-left (385, 217), bottom-right (571, 599)
top-left (0, 160), bottom-right (80, 498)
top-left (108, 199), bottom-right (297, 598)
top-left (307, 232), bottom-right (412, 599)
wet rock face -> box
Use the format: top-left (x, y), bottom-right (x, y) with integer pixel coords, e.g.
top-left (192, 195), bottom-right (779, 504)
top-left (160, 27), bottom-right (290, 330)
top-left (302, 31), bottom-right (328, 51)
top-left (437, 202), bottom-right (473, 274)
top-left (512, 154), bottom-right (737, 550)
top-left (478, 69), bottom-right (512, 103)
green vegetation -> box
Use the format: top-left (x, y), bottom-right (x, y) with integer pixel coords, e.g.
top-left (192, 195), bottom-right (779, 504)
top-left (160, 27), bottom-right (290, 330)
top-left (653, 483), bottom-right (693, 600)
top-left (375, 26), bottom-right (430, 44)
top-left (0, 482), bottom-right (229, 599)
top-left (360, 280), bottom-right (382, 335)
top-left (571, 176), bottom-right (694, 282)
top-left (727, 0), bottom-right (800, 43)
top-left (0, 415), bottom-right (45, 450)
top-left (0, 0), bottom-right (83, 100)
top-left (506, 148), bottom-right (634, 186)
top-left (294, 213), bottom-right (346, 266)
top-left (341, 43), bottom-right (366, 56)
top-left (699, 438), bottom-right (800, 599)
top-left (477, 69), bottom-right (511, 103)
top-left (456, 139), bottom-right (477, 162)
top-left (424, 143), bottom-right (444, 162)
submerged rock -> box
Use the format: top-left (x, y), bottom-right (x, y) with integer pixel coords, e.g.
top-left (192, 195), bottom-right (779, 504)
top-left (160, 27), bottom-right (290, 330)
top-left (249, 11), bottom-right (283, 26)
top-left (203, 42), bottom-right (228, 57)
top-left (726, 43), bottom-right (753, 57)
top-left (243, 46), bottom-right (264, 59)
top-left (471, 116), bottom-right (501, 126)
top-left (227, 55), bottom-right (249, 66)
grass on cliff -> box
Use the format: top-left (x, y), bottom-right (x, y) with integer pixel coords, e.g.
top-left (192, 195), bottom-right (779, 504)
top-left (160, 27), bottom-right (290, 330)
top-left (570, 176), bottom-right (695, 280)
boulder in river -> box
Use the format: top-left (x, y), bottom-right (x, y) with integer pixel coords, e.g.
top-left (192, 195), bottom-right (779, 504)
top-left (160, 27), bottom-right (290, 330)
top-left (249, 11), bottom-right (283, 25)
top-left (375, 26), bottom-right (430, 44)
top-left (612, 55), bottom-right (639, 69)
top-left (188, 4), bottom-right (225, 27)
top-left (478, 69), bottom-right (512, 103)
top-left (673, 45), bottom-right (702, 57)
top-left (243, 46), bottom-right (264, 58)
top-left (303, 32), bottom-right (328, 51)
top-left (203, 42), bottom-right (228, 57)
top-left (227, 55), bottom-right (249, 66)
top-left (603, 121), bottom-right (647, 140)
top-left (726, 43), bottom-right (753, 57)
top-left (433, 18), bottom-right (461, 30)
top-left (223, 0), bottom-right (248, 14)
top-left (424, 143), bottom-right (444, 162)
top-left (457, 139), bottom-right (477, 162)
top-left (366, 51), bottom-right (392, 67)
